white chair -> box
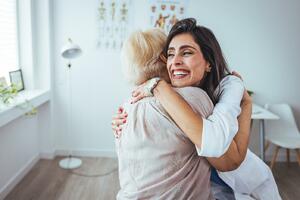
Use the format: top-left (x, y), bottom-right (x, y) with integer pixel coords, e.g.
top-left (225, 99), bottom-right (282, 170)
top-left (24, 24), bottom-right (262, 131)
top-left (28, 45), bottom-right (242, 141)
top-left (264, 104), bottom-right (300, 169)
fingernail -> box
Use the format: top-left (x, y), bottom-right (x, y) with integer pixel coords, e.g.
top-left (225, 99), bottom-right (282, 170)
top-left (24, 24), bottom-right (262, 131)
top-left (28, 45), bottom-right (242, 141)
top-left (123, 119), bottom-right (126, 123)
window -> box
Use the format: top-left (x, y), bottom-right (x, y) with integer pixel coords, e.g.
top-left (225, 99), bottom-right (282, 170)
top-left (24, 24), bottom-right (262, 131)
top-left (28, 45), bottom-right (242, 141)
top-left (0, 0), bottom-right (19, 85)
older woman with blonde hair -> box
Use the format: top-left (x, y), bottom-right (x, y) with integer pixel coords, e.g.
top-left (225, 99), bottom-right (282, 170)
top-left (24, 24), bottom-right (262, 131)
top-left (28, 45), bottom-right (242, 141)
top-left (117, 28), bottom-right (216, 199)
top-left (121, 28), bottom-right (170, 85)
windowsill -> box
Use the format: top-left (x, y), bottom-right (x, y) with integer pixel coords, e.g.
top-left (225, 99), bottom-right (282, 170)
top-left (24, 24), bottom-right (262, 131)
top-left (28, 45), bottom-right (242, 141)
top-left (0, 89), bottom-right (50, 128)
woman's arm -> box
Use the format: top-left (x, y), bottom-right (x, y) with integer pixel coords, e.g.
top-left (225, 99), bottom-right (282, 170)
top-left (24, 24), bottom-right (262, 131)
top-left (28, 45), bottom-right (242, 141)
top-left (152, 76), bottom-right (245, 157)
top-left (197, 76), bottom-right (244, 156)
top-left (123, 74), bottom-right (248, 166)
top-left (207, 94), bottom-right (252, 171)
top-left (153, 79), bottom-right (252, 171)
top-left (153, 80), bottom-right (205, 148)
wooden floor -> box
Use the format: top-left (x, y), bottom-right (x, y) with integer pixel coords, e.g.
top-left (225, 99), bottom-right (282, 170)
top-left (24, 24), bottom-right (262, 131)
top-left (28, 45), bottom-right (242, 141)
top-left (4, 157), bottom-right (120, 200)
top-left (272, 162), bottom-right (300, 200)
top-left (4, 157), bottom-right (300, 200)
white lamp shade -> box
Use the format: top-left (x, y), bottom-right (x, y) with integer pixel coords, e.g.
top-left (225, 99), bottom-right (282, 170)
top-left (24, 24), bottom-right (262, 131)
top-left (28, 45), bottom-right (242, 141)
top-left (61, 39), bottom-right (82, 59)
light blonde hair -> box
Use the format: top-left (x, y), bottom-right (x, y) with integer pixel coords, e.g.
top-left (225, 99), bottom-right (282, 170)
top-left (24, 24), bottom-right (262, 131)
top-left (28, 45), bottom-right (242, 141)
top-left (121, 28), bottom-right (169, 85)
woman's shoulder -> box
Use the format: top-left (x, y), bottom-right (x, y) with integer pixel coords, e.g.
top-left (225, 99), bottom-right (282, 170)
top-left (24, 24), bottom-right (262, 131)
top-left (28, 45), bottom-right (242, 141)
top-left (214, 75), bottom-right (244, 97)
top-left (174, 87), bottom-right (210, 100)
top-left (220, 75), bottom-right (244, 88)
top-left (122, 96), bottom-right (157, 110)
top-left (174, 87), bottom-right (214, 117)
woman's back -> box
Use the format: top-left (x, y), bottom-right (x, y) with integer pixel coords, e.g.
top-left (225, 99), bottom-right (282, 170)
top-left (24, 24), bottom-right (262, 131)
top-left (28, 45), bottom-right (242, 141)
top-left (116, 87), bottom-right (214, 200)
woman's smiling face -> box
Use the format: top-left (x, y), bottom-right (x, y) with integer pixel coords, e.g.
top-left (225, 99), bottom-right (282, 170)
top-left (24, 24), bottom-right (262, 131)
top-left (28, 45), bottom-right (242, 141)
top-left (166, 33), bottom-right (210, 87)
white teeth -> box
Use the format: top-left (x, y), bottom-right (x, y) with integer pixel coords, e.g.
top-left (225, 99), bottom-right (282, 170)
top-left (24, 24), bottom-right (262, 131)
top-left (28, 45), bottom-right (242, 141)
top-left (173, 71), bottom-right (188, 75)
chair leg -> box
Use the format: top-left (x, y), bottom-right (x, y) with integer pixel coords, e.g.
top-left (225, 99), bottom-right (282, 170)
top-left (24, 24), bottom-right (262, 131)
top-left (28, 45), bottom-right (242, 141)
top-left (286, 149), bottom-right (290, 166)
top-left (264, 141), bottom-right (270, 152)
top-left (295, 149), bottom-right (300, 166)
top-left (270, 146), bottom-right (280, 169)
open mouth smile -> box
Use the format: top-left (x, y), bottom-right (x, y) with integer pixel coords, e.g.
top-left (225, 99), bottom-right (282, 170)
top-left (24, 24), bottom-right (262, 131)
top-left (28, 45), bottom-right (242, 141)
top-left (171, 69), bottom-right (190, 79)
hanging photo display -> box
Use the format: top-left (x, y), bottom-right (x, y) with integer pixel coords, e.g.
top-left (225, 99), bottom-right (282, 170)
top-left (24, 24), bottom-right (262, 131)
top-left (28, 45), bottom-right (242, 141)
top-left (149, 0), bottom-right (188, 33)
top-left (97, 0), bottom-right (132, 50)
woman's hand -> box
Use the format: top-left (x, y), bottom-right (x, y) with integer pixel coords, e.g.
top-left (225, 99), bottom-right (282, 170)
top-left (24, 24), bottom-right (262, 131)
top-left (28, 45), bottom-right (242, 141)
top-left (112, 78), bottom-right (161, 138)
top-left (232, 70), bottom-right (243, 80)
top-left (131, 78), bottom-right (161, 104)
top-left (112, 107), bottom-right (127, 138)
top-left (131, 82), bottom-right (151, 104)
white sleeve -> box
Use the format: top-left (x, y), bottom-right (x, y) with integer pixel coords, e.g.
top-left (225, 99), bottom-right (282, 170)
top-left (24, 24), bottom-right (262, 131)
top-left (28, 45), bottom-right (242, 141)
top-left (196, 75), bottom-right (244, 157)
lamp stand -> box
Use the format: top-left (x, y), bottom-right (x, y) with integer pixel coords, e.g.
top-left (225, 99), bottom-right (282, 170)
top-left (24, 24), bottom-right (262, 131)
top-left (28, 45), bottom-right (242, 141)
top-left (59, 156), bottom-right (82, 169)
top-left (59, 63), bottom-right (82, 169)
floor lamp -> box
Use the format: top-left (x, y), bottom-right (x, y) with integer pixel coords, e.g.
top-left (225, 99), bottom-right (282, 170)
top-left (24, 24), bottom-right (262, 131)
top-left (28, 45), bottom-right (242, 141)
top-left (59, 38), bottom-right (82, 169)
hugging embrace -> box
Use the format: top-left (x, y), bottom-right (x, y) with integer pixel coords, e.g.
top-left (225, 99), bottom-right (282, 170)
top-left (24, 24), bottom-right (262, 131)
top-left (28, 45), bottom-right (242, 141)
top-left (112, 18), bottom-right (281, 200)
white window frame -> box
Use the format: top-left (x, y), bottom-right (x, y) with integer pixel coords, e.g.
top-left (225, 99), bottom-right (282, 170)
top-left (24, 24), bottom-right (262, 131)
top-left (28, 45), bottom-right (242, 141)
top-left (0, 0), bottom-right (20, 85)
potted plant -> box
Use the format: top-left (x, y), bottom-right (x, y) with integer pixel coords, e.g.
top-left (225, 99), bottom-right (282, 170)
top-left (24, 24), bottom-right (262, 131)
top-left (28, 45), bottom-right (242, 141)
top-left (0, 83), bottom-right (37, 115)
top-left (0, 83), bottom-right (18, 106)
top-left (247, 90), bottom-right (254, 96)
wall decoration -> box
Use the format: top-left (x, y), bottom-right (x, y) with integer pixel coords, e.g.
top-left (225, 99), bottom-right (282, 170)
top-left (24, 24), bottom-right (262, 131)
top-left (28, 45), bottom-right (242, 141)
top-left (149, 0), bottom-right (188, 33)
top-left (97, 0), bottom-right (132, 50)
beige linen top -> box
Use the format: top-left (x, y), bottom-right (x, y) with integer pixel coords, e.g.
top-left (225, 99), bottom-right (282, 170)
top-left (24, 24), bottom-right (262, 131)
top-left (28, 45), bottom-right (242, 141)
top-left (116, 87), bottom-right (214, 200)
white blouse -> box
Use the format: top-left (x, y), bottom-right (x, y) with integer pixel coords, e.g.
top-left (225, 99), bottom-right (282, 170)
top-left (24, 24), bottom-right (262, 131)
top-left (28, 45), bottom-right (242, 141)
top-left (197, 75), bottom-right (244, 157)
top-left (194, 75), bottom-right (280, 198)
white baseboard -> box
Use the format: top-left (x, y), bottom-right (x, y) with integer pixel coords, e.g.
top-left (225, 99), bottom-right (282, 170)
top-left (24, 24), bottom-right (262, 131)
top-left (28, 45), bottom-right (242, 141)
top-left (54, 149), bottom-right (117, 158)
top-left (43, 148), bottom-right (298, 162)
top-left (39, 151), bottom-right (56, 160)
top-left (0, 154), bottom-right (40, 200)
top-left (39, 149), bottom-right (117, 159)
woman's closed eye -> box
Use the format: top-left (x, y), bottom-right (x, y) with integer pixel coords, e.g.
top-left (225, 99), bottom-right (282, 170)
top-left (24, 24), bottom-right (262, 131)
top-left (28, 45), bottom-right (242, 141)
top-left (182, 51), bottom-right (193, 56)
top-left (167, 51), bottom-right (192, 58)
top-left (167, 52), bottom-right (175, 58)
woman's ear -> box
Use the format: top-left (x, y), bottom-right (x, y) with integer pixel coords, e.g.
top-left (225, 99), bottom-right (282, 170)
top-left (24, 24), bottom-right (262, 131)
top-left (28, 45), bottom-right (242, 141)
top-left (159, 69), bottom-right (171, 83)
top-left (206, 63), bottom-right (211, 72)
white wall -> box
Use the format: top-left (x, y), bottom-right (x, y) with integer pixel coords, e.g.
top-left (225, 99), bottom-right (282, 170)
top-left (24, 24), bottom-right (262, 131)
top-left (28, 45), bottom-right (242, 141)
top-left (189, 0), bottom-right (300, 123)
top-left (187, 0), bottom-right (300, 158)
top-left (51, 0), bottom-right (300, 158)
top-left (0, 103), bottom-right (52, 199)
top-left (0, 115), bottom-right (39, 199)
top-left (52, 0), bottom-right (133, 155)
top-left (0, 0), bottom-right (53, 198)
top-left (51, 0), bottom-right (158, 156)
top-left (31, 0), bottom-right (54, 157)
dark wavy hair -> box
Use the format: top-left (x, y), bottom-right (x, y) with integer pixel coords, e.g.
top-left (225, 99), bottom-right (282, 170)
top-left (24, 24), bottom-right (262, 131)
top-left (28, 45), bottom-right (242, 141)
top-left (163, 18), bottom-right (231, 104)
